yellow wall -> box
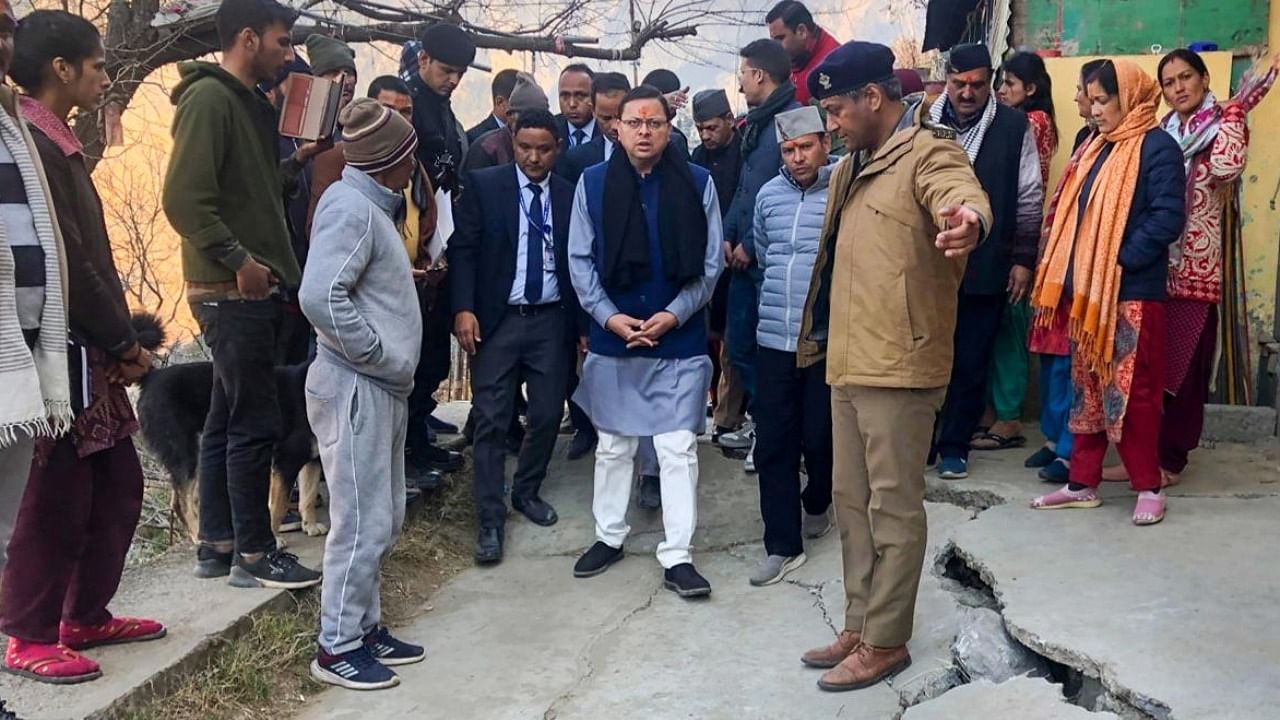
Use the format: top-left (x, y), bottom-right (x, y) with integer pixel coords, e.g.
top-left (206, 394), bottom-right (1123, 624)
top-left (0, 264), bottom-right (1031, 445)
top-left (1044, 51), bottom-right (1278, 381)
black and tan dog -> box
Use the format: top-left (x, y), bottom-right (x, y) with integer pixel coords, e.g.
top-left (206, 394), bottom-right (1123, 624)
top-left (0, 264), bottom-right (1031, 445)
top-left (134, 317), bottom-right (326, 547)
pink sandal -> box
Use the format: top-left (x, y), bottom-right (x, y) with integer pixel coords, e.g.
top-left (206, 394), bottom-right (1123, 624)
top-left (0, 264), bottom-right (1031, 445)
top-left (1133, 491), bottom-right (1166, 526)
top-left (61, 616), bottom-right (166, 651)
top-left (1031, 485), bottom-right (1102, 510)
top-left (3, 638), bottom-right (102, 684)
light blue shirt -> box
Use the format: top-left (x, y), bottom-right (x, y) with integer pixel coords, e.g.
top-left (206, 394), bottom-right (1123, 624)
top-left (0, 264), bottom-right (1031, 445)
top-left (603, 138), bottom-right (615, 161)
top-left (568, 117), bottom-right (597, 147)
top-left (509, 165), bottom-right (559, 304)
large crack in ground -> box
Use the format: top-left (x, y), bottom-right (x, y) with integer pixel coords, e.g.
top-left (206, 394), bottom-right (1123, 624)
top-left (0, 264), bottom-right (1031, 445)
top-left (541, 585), bottom-right (663, 720)
top-left (935, 543), bottom-right (1170, 720)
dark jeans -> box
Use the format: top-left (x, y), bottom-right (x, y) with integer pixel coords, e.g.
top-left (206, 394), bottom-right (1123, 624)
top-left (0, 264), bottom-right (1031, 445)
top-left (0, 437), bottom-right (143, 643)
top-left (275, 300), bottom-right (314, 366)
top-left (192, 299), bottom-right (282, 555)
top-left (470, 306), bottom-right (570, 528)
top-left (754, 348), bottom-right (833, 557)
top-left (934, 293), bottom-right (1005, 461)
top-left (726, 270), bottom-right (759, 414)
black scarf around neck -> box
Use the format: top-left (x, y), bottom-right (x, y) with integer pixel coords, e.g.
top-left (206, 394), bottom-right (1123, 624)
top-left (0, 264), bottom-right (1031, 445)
top-left (741, 82), bottom-right (797, 156)
top-left (601, 143), bottom-right (707, 292)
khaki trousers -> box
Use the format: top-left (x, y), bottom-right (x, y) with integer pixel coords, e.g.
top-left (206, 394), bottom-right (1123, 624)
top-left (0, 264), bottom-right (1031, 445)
top-left (713, 341), bottom-right (746, 429)
top-left (831, 384), bottom-right (945, 648)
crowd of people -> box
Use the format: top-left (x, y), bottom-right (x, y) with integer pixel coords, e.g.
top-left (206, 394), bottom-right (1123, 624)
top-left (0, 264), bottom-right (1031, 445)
top-left (0, 0), bottom-right (1272, 699)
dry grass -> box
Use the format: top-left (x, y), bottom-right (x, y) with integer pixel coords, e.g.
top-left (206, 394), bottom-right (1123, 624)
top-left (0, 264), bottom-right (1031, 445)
top-left (120, 471), bottom-right (476, 720)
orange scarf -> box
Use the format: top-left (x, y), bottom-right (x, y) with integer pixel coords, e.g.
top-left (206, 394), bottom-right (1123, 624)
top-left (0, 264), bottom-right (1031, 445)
top-left (1031, 61), bottom-right (1160, 382)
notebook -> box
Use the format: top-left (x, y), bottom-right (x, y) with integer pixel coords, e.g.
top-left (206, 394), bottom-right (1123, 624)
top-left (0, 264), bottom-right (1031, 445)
top-left (278, 72), bottom-right (344, 141)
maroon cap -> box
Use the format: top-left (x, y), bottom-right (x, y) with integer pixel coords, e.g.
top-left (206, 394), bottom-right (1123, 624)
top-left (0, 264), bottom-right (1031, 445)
top-left (894, 69), bottom-right (925, 96)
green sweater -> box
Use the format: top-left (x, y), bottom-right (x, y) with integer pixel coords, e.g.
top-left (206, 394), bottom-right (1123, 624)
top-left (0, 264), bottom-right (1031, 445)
top-left (162, 62), bottom-right (301, 289)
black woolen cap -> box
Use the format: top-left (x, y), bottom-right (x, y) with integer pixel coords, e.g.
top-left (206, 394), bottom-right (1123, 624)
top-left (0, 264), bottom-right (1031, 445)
top-left (420, 23), bottom-right (476, 68)
top-left (947, 43), bottom-right (993, 73)
top-left (808, 41), bottom-right (896, 101)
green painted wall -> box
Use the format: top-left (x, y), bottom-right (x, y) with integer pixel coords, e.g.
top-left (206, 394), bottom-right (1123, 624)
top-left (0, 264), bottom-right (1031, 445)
top-left (1020, 0), bottom-right (1269, 56)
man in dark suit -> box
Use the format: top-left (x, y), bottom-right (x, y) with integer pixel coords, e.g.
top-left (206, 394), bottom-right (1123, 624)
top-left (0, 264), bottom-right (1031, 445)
top-left (449, 109), bottom-right (580, 564)
top-left (556, 64), bottom-right (597, 150)
top-left (558, 71), bottom-right (631, 185)
top-left (466, 68), bottom-right (519, 145)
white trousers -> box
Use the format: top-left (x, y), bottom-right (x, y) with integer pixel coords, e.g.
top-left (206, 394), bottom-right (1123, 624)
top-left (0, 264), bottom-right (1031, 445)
top-left (593, 430), bottom-right (698, 568)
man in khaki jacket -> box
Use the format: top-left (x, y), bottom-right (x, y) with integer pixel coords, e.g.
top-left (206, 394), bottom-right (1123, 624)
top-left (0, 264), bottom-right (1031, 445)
top-left (795, 41), bottom-right (991, 692)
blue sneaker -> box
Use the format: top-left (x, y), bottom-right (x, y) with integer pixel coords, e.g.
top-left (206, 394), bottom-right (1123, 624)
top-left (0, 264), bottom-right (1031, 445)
top-left (310, 645), bottom-right (399, 690)
top-left (1038, 459), bottom-right (1070, 483)
top-left (364, 626), bottom-right (426, 666)
top-left (938, 457), bottom-right (969, 480)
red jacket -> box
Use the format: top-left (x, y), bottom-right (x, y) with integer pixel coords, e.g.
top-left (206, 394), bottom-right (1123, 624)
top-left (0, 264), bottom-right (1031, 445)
top-left (792, 29), bottom-right (842, 106)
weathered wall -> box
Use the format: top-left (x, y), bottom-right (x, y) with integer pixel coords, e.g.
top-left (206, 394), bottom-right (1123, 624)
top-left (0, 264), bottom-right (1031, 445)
top-left (1017, 0), bottom-right (1269, 56)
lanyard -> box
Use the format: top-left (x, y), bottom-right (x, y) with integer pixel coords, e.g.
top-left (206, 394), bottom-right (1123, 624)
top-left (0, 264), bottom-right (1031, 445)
top-left (518, 184), bottom-right (553, 242)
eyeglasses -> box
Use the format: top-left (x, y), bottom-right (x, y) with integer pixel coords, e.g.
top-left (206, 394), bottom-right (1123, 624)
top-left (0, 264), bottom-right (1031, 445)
top-left (620, 118), bottom-right (669, 132)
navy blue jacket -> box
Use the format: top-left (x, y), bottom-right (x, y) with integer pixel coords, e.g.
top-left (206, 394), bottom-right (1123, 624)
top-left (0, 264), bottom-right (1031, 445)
top-left (723, 99), bottom-right (801, 257)
top-left (1073, 128), bottom-right (1186, 301)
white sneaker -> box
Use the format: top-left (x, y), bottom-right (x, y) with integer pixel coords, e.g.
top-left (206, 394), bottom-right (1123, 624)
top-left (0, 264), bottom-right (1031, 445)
top-left (744, 437), bottom-right (757, 474)
top-left (718, 420), bottom-right (755, 450)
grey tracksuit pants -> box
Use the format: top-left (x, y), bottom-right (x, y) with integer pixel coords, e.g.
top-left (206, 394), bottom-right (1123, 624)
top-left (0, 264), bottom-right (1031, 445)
top-left (0, 437), bottom-right (34, 576)
top-left (307, 359), bottom-right (408, 655)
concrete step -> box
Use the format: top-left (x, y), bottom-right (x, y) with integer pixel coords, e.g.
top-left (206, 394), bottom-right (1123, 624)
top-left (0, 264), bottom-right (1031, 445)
top-left (0, 532), bottom-right (326, 720)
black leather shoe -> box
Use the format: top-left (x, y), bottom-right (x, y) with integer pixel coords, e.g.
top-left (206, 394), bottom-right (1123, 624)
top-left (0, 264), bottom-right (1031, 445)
top-left (574, 541), bottom-right (623, 578)
top-left (406, 464), bottom-right (444, 491)
top-left (475, 527), bottom-right (504, 565)
top-left (419, 444), bottom-right (464, 473)
top-left (664, 563), bottom-right (712, 598)
top-left (512, 496), bottom-right (558, 527)
top-left (637, 475), bottom-right (661, 510)
top-left (426, 414), bottom-right (460, 435)
top-left (567, 430), bottom-right (597, 460)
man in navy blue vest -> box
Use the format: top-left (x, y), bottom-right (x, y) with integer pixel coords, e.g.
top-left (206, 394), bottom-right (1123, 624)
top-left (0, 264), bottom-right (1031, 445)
top-left (928, 43), bottom-right (1043, 480)
top-left (568, 86), bottom-right (723, 598)
top-left (449, 109), bottom-right (580, 564)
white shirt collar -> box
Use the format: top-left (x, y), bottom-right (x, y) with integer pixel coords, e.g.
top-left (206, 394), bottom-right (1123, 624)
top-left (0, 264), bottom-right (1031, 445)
top-left (514, 164), bottom-right (551, 194)
top-left (493, 113), bottom-right (507, 130)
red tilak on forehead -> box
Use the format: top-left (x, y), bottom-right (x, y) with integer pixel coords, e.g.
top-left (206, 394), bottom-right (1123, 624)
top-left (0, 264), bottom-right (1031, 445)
top-left (952, 71), bottom-right (988, 85)
top-left (631, 102), bottom-right (664, 119)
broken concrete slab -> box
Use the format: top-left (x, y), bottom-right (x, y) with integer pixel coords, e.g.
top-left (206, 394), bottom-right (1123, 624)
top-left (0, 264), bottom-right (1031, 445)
top-left (949, 497), bottom-right (1280, 719)
top-left (952, 607), bottom-right (1048, 684)
top-left (902, 676), bottom-right (1122, 720)
top-left (0, 533), bottom-right (326, 720)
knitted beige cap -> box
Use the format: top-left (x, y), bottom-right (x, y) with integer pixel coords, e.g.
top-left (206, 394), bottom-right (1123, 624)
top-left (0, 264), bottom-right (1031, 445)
top-left (340, 97), bottom-right (417, 174)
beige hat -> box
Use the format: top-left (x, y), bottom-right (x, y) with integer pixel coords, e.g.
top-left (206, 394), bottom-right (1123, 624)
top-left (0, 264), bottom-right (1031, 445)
top-left (340, 98), bottom-right (417, 174)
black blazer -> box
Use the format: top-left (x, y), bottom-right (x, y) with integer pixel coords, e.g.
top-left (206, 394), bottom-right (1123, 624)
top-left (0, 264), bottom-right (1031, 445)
top-left (448, 164), bottom-right (583, 343)
top-left (465, 114), bottom-right (500, 145)
top-left (558, 134), bottom-right (607, 184)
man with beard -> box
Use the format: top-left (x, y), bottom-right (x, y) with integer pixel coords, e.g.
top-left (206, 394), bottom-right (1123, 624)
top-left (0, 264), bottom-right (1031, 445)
top-left (718, 39), bottom-right (800, 471)
top-left (765, 1), bottom-right (841, 107)
top-left (690, 88), bottom-right (747, 442)
top-left (556, 64), bottom-right (597, 149)
top-left (162, 0), bottom-right (322, 589)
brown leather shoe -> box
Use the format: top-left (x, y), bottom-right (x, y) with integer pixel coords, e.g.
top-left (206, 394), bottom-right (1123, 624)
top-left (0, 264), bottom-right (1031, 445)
top-left (817, 643), bottom-right (912, 692)
top-left (800, 630), bottom-right (861, 669)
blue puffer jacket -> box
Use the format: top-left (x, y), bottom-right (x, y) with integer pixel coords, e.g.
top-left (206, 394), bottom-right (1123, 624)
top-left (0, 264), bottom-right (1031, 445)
top-left (753, 161), bottom-right (833, 352)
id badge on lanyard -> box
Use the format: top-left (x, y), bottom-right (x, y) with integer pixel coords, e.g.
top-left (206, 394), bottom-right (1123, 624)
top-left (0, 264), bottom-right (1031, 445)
top-left (521, 190), bottom-right (555, 272)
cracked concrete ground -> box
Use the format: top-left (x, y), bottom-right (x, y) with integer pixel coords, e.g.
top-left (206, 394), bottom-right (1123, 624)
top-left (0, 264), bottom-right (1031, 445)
top-left (294, 420), bottom-right (1280, 720)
